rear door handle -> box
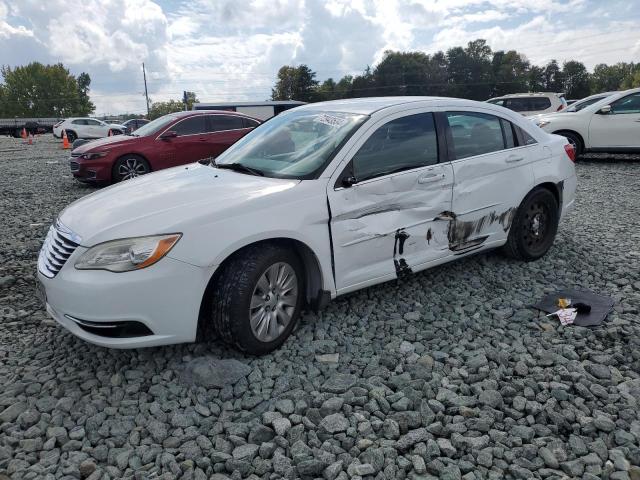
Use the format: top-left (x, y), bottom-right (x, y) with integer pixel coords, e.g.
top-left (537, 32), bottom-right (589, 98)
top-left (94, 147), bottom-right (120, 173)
top-left (418, 173), bottom-right (444, 184)
top-left (505, 155), bottom-right (524, 163)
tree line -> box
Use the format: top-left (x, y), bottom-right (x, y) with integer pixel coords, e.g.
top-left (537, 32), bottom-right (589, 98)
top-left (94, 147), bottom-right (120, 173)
top-left (0, 62), bottom-right (94, 117)
top-left (271, 39), bottom-right (640, 103)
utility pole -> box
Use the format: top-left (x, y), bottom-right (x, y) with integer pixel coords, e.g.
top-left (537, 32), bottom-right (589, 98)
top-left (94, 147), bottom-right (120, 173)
top-left (142, 63), bottom-right (150, 118)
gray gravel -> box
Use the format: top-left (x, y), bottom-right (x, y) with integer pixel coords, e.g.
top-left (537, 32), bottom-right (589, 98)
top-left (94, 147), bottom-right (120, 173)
top-left (1, 135), bottom-right (640, 480)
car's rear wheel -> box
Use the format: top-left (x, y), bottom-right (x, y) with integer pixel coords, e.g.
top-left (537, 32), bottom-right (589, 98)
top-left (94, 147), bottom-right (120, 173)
top-left (112, 155), bottom-right (150, 182)
top-left (502, 188), bottom-right (559, 261)
top-left (556, 131), bottom-right (583, 156)
top-left (209, 244), bottom-right (304, 355)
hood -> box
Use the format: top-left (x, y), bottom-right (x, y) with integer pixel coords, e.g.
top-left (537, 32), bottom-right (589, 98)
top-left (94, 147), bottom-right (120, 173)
top-left (73, 134), bottom-right (140, 153)
top-left (59, 164), bottom-right (299, 245)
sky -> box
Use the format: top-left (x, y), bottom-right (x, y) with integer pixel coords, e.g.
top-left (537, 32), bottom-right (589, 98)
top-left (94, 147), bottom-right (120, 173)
top-left (1, 0), bottom-right (639, 115)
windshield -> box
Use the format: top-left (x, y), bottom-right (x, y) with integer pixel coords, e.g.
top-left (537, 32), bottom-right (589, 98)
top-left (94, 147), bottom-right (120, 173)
top-left (566, 96), bottom-right (605, 112)
top-left (215, 110), bottom-right (368, 179)
top-left (131, 114), bottom-right (178, 137)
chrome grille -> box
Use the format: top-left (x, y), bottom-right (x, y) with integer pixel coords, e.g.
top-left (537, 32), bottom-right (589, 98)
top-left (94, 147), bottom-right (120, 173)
top-left (38, 221), bottom-right (81, 278)
top-left (70, 161), bottom-right (79, 172)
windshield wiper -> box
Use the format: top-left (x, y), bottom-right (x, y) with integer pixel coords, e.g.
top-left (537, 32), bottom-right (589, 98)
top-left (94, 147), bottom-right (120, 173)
top-left (216, 163), bottom-right (265, 176)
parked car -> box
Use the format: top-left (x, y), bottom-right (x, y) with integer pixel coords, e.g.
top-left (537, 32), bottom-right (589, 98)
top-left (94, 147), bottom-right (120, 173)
top-left (533, 87), bottom-right (640, 154)
top-left (53, 118), bottom-right (126, 142)
top-left (122, 118), bottom-right (150, 134)
top-left (38, 97), bottom-right (576, 354)
top-left (69, 110), bottom-right (261, 184)
top-left (487, 93), bottom-right (567, 116)
top-left (563, 91), bottom-right (619, 113)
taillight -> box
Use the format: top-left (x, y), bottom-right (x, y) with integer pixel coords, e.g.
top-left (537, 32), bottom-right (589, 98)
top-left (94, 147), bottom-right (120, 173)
top-left (557, 105), bottom-right (564, 111)
top-left (564, 143), bottom-right (576, 162)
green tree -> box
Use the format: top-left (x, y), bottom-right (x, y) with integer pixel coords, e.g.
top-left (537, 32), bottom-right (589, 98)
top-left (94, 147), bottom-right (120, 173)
top-left (620, 67), bottom-right (640, 89)
top-left (0, 62), bottom-right (94, 117)
top-left (590, 63), bottom-right (632, 92)
top-left (526, 65), bottom-right (546, 92)
top-left (271, 65), bottom-right (318, 102)
top-left (543, 60), bottom-right (565, 92)
top-left (148, 92), bottom-right (198, 120)
top-left (562, 61), bottom-right (590, 99)
top-left (446, 40), bottom-right (493, 100)
top-left (76, 72), bottom-right (95, 114)
top-left (491, 50), bottom-right (530, 97)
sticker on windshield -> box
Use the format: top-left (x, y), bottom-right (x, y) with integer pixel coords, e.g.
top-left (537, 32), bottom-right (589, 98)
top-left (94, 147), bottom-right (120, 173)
top-left (315, 114), bottom-right (347, 127)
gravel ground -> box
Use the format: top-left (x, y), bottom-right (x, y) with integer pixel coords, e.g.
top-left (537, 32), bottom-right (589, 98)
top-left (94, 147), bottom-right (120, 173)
top-left (1, 135), bottom-right (639, 480)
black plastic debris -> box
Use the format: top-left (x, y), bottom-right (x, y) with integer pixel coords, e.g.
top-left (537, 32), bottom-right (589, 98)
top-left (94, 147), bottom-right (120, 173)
top-left (533, 289), bottom-right (614, 327)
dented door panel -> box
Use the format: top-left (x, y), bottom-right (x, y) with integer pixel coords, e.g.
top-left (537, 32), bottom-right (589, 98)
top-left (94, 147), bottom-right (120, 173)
top-left (449, 148), bottom-right (534, 251)
top-left (329, 164), bottom-right (453, 292)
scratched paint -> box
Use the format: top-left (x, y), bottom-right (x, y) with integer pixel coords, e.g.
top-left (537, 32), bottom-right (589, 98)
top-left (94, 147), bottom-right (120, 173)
top-left (436, 207), bottom-right (516, 252)
top-left (393, 229), bottom-right (412, 277)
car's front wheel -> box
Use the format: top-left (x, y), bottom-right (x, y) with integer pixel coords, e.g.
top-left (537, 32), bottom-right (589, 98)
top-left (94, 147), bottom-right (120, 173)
top-left (65, 130), bottom-right (77, 143)
top-left (502, 188), bottom-right (559, 261)
top-left (210, 244), bottom-right (304, 355)
top-left (112, 155), bottom-right (150, 182)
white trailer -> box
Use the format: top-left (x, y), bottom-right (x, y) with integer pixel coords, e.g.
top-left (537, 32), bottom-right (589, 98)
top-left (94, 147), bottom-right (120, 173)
top-left (192, 101), bottom-right (305, 120)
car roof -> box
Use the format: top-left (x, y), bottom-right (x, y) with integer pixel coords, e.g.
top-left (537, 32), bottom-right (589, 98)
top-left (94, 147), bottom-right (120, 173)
top-left (489, 93), bottom-right (566, 101)
top-left (293, 96), bottom-right (495, 115)
top-left (169, 110), bottom-right (254, 118)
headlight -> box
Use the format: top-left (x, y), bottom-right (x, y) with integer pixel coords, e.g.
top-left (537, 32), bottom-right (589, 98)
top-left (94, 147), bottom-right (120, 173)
top-left (75, 234), bottom-right (181, 272)
top-left (81, 151), bottom-right (109, 160)
top-left (535, 120), bottom-right (551, 128)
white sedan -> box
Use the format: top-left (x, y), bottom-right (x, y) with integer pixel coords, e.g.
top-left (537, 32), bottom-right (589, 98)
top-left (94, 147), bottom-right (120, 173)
top-left (533, 87), bottom-right (640, 154)
top-left (37, 97), bottom-right (577, 354)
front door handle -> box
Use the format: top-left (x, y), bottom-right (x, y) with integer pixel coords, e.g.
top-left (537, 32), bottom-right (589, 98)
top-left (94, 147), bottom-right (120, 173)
top-left (418, 173), bottom-right (444, 184)
top-left (505, 155), bottom-right (524, 163)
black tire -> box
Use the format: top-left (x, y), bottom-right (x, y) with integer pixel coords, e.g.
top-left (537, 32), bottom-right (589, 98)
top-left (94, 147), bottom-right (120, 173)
top-left (556, 131), bottom-right (583, 156)
top-left (65, 130), bottom-right (77, 143)
top-left (502, 188), bottom-right (559, 262)
top-left (72, 139), bottom-right (91, 149)
top-left (209, 244), bottom-right (304, 355)
top-left (112, 155), bottom-right (150, 182)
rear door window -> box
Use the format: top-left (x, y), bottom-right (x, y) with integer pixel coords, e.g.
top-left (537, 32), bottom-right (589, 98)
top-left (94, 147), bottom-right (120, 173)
top-left (173, 116), bottom-right (207, 136)
top-left (207, 115), bottom-right (245, 132)
top-left (445, 112), bottom-right (505, 159)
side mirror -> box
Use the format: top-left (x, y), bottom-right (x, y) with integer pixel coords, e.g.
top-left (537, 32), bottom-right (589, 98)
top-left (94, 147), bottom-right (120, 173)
top-left (342, 175), bottom-right (358, 188)
top-left (597, 105), bottom-right (612, 115)
top-left (160, 130), bottom-right (177, 140)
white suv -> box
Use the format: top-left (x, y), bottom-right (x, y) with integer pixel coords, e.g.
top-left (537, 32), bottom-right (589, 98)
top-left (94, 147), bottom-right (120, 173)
top-left (487, 93), bottom-right (567, 116)
top-left (533, 88), bottom-right (640, 154)
top-left (53, 118), bottom-right (125, 142)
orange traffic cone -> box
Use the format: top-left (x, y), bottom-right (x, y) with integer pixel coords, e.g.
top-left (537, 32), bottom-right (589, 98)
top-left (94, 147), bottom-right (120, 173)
top-left (62, 130), bottom-right (70, 150)
top-left (108, 129), bottom-right (113, 137)
top-left (21, 128), bottom-right (27, 140)
top-left (28, 133), bottom-right (33, 145)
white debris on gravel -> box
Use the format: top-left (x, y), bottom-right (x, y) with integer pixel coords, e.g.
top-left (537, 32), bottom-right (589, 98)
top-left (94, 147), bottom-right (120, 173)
top-left (1, 136), bottom-right (640, 479)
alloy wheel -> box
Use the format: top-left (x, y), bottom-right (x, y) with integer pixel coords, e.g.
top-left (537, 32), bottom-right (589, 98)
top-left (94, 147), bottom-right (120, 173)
top-left (249, 262), bottom-right (298, 343)
top-left (118, 158), bottom-right (148, 180)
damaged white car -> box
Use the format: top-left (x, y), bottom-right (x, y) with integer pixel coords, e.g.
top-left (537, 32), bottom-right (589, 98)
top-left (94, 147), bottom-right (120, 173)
top-left (37, 97), bottom-right (577, 354)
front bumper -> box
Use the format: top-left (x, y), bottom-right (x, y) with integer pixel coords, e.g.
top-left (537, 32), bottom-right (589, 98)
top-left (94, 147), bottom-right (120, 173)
top-left (38, 251), bottom-right (213, 348)
top-left (70, 156), bottom-right (114, 183)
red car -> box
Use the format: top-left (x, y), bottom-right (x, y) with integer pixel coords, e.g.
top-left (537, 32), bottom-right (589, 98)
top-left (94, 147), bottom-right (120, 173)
top-left (69, 111), bottom-right (261, 184)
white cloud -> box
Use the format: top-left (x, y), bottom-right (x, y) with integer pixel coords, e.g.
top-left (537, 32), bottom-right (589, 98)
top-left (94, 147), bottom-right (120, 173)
top-left (0, 0), bottom-right (638, 115)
